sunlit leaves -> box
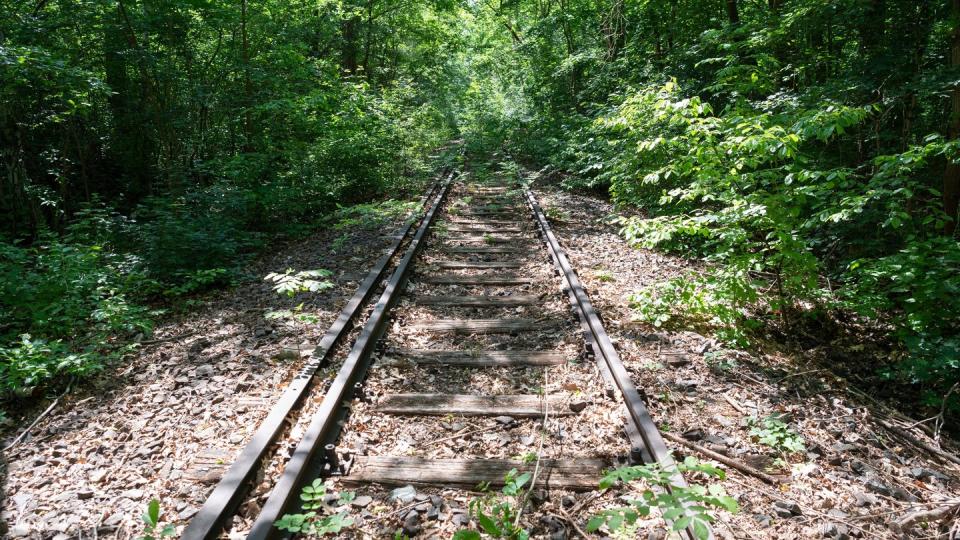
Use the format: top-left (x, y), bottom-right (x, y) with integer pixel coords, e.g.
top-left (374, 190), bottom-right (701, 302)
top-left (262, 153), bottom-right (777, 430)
top-left (588, 457), bottom-right (737, 540)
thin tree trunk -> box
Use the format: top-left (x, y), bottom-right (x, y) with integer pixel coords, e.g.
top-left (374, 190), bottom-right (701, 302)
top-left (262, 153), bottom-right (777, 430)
top-left (944, 0), bottom-right (960, 236)
top-left (241, 0), bottom-right (253, 152)
top-left (726, 0), bottom-right (740, 24)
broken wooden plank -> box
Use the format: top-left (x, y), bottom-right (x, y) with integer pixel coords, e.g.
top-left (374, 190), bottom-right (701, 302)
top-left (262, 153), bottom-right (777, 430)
top-left (432, 261), bottom-right (523, 270)
top-left (387, 349), bottom-right (568, 366)
top-left (344, 457), bottom-right (607, 490)
top-left (377, 393), bottom-right (573, 416)
top-left (420, 275), bottom-right (535, 285)
top-left (409, 318), bottom-right (546, 334)
top-left (412, 294), bottom-right (538, 306)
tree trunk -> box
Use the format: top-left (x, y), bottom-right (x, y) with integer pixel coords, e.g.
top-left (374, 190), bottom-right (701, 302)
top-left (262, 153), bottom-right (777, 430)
top-left (945, 0), bottom-right (960, 236)
top-left (341, 16), bottom-right (359, 73)
top-left (726, 0), bottom-right (740, 24)
top-left (241, 0), bottom-right (253, 152)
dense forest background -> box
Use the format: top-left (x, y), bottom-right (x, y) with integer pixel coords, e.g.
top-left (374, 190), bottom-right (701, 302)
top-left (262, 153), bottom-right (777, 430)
top-left (2, 0), bottom-right (958, 424)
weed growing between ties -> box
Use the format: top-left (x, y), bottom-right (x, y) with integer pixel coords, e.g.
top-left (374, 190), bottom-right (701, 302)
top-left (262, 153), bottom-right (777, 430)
top-left (454, 468), bottom-right (533, 540)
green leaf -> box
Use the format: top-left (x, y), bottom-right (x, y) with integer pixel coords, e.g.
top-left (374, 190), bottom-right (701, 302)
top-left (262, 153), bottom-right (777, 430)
top-left (145, 499), bottom-right (160, 526)
top-left (477, 511), bottom-right (501, 536)
top-left (586, 516), bottom-right (606, 532)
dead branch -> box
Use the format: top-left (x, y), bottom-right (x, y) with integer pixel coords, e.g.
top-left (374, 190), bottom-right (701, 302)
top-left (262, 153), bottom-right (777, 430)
top-left (661, 431), bottom-right (784, 485)
top-left (893, 499), bottom-right (960, 533)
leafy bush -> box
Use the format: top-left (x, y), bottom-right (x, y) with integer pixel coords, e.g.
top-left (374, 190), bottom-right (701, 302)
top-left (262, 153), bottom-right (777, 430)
top-left (0, 214), bottom-right (155, 396)
top-left (0, 335), bottom-right (98, 395)
top-left (573, 79), bottom-right (959, 395)
top-left (588, 457), bottom-right (738, 540)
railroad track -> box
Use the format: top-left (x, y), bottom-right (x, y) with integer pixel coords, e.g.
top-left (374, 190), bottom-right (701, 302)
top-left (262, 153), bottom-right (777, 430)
top-left (182, 169), bottom-right (693, 539)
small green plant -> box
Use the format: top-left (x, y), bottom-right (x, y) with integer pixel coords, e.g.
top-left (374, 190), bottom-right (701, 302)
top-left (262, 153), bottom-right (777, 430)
top-left (453, 469), bottom-right (531, 540)
top-left (748, 414), bottom-right (805, 455)
top-left (482, 233), bottom-right (496, 245)
top-left (139, 499), bottom-right (175, 540)
top-left (275, 479), bottom-right (355, 536)
top-left (704, 350), bottom-right (738, 372)
top-left (164, 268), bottom-right (232, 297)
top-left (264, 269), bottom-right (332, 358)
top-left (332, 199), bottom-right (420, 230)
top-left (544, 207), bottom-right (570, 222)
top-left (587, 457), bottom-right (738, 540)
top-left (330, 233), bottom-right (350, 253)
top-left (264, 268), bottom-right (334, 297)
top-left (266, 303), bottom-right (321, 326)
top-left (594, 269), bottom-right (614, 282)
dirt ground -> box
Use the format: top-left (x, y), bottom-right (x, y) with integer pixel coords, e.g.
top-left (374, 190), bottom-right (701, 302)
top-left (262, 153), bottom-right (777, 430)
top-left (0, 219), bottom-right (408, 539)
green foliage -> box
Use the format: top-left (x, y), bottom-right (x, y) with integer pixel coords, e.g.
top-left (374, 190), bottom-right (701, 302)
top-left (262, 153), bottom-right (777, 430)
top-left (454, 469), bottom-right (531, 540)
top-left (332, 200), bottom-right (421, 231)
top-left (139, 499), bottom-right (175, 540)
top-left (0, 0), bottom-right (460, 403)
top-left (451, 0), bottom-right (960, 413)
top-left (265, 269), bottom-right (334, 298)
top-left (588, 457), bottom-right (738, 540)
top-left (748, 415), bottom-right (806, 455)
top-left (274, 479), bottom-right (355, 536)
top-left (0, 215), bottom-right (155, 396)
top-left (0, 335), bottom-right (97, 396)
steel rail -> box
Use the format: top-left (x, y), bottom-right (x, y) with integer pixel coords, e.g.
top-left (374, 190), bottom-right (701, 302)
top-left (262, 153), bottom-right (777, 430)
top-left (181, 177), bottom-right (447, 540)
top-left (247, 177), bottom-right (453, 540)
top-left (524, 188), bottom-right (699, 540)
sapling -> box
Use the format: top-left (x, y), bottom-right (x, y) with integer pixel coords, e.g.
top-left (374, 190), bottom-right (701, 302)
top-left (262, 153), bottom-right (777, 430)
top-left (264, 269), bottom-right (333, 358)
top-left (139, 499), bottom-right (175, 540)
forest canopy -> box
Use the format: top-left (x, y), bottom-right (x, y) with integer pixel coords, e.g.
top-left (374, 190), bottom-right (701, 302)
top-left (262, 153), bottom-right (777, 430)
top-left (1, 0), bottom-right (959, 420)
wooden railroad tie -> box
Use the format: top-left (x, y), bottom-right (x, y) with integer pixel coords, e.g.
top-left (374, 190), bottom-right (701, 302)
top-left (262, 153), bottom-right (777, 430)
top-left (412, 294), bottom-right (539, 306)
top-left (444, 246), bottom-right (525, 254)
top-left (465, 197), bottom-right (515, 204)
top-left (444, 236), bottom-right (524, 244)
top-left (455, 211), bottom-right (522, 217)
top-left (386, 349), bottom-right (567, 367)
top-left (421, 275), bottom-right (534, 285)
top-left (467, 187), bottom-right (509, 192)
top-left (446, 219), bottom-right (524, 227)
top-left (409, 318), bottom-right (548, 333)
top-left (431, 261), bottom-right (523, 270)
top-left (376, 393), bottom-right (574, 417)
top-left (344, 457), bottom-right (608, 490)
top-left (444, 226), bottom-right (524, 233)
